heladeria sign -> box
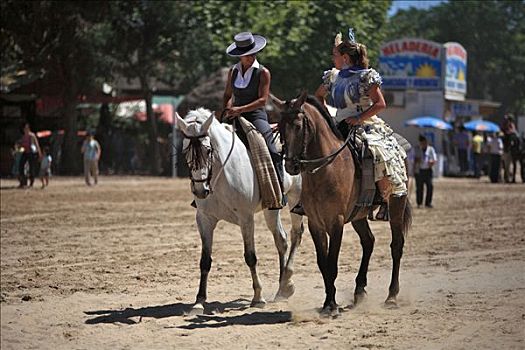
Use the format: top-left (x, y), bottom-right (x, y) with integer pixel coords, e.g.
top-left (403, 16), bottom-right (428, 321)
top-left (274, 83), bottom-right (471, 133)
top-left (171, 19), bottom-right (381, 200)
top-left (379, 38), bottom-right (443, 90)
top-left (444, 42), bottom-right (467, 97)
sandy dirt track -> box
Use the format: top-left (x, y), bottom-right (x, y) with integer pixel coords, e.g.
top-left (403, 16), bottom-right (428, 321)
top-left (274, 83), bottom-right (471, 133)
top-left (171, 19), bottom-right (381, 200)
top-left (1, 176), bottom-right (524, 350)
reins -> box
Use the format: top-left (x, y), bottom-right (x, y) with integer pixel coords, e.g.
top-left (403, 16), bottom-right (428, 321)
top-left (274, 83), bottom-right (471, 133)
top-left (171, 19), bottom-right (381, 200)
top-left (209, 122), bottom-right (236, 192)
top-left (283, 108), bottom-right (357, 174)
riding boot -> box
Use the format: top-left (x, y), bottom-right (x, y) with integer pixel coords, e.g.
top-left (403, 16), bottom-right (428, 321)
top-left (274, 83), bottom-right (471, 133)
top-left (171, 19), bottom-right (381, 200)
top-left (375, 202), bottom-right (389, 221)
top-left (271, 153), bottom-right (287, 207)
top-left (290, 202), bottom-right (306, 216)
top-left (368, 207), bottom-right (376, 221)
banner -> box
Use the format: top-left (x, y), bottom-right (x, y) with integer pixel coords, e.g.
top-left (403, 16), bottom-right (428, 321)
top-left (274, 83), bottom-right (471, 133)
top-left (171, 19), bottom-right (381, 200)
top-left (444, 42), bottom-right (467, 96)
top-left (379, 38), bottom-right (443, 90)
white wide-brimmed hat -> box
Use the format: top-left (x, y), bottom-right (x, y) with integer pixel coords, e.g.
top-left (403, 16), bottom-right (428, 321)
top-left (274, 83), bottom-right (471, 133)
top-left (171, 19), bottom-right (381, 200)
top-left (226, 32), bottom-right (267, 57)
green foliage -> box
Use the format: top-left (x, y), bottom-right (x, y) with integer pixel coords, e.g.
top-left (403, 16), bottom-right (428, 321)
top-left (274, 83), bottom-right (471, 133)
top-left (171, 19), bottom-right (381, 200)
top-left (1, 1), bottom-right (110, 95)
top-left (165, 0), bottom-right (390, 98)
top-left (386, 0), bottom-right (525, 115)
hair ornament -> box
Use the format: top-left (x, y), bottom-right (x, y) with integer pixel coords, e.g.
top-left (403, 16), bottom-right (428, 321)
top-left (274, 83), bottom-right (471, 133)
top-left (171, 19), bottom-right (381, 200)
top-left (334, 32), bottom-right (343, 47)
top-left (348, 28), bottom-right (356, 43)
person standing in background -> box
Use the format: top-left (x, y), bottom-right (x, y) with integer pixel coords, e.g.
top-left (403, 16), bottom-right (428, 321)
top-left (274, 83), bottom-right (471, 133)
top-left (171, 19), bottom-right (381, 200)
top-left (11, 141), bottom-right (23, 182)
top-left (486, 132), bottom-right (503, 183)
top-left (39, 146), bottom-right (52, 188)
top-left (453, 124), bottom-right (470, 175)
top-left (81, 131), bottom-right (102, 186)
top-left (18, 123), bottom-right (42, 188)
top-left (414, 135), bottom-right (437, 208)
top-left (501, 114), bottom-right (519, 183)
top-left (471, 131), bottom-right (484, 178)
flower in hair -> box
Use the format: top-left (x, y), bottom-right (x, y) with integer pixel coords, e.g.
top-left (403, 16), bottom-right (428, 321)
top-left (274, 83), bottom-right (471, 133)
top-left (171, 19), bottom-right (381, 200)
top-left (334, 32), bottom-right (342, 46)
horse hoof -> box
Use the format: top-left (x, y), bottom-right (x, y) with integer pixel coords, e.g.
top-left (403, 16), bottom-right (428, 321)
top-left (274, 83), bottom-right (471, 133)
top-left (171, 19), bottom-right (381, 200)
top-left (273, 293), bottom-right (288, 302)
top-left (354, 291), bottom-right (367, 305)
top-left (320, 305), bottom-right (339, 318)
top-left (275, 284), bottom-right (295, 301)
top-left (384, 297), bottom-right (398, 309)
top-left (189, 303), bottom-right (205, 316)
top-left (251, 299), bottom-right (267, 308)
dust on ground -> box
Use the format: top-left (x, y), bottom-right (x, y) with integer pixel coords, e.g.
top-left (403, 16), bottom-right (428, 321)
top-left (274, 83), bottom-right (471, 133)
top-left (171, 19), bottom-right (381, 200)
top-left (1, 176), bottom-right (524, 349)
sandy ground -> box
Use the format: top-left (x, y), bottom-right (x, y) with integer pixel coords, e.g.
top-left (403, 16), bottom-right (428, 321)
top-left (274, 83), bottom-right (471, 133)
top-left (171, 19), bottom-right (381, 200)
top-left (1, 176), bottom-right (524, 350)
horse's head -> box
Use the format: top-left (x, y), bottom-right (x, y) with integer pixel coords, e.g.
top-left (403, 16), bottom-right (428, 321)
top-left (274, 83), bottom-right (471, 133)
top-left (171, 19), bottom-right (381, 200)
top-left (272, 91), bottom-right (309, 175)
top-left (176, 108), bottom-right (215, 199)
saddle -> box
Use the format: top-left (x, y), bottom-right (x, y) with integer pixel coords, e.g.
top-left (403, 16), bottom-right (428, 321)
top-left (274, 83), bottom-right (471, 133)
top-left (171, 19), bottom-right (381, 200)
top-left (345, 127), bottom-right (380, 206)
top-left (345, 129), bottom-right (411, 222)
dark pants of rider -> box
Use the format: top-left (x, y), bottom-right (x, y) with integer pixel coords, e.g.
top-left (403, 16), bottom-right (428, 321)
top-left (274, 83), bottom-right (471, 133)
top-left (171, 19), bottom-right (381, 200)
top-left (489, 154), bottom-right (501, 183)
top-left (415, 168), bottom-right (433, 207)
top-left (19, 152), bottom-right (38, 187)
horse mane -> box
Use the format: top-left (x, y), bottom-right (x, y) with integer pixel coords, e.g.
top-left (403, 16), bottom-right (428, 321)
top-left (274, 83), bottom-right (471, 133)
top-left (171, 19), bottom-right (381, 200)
top-left (185, 107), bottom-right (213, 124)
top-left (305, 96), bottom-right (344, 140)
top-left (183, 108), bottom-right (215, 171)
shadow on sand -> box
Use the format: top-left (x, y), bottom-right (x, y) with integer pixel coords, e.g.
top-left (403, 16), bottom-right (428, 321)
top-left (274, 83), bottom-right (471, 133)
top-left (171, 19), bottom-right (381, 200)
top-left (176, 311), bottom-right (292, 329)
top-left (84, 299), bottom-right (252, 325)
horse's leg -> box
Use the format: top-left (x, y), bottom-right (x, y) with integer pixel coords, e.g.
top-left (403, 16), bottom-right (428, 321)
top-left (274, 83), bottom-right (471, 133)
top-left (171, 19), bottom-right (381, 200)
top-left (280, 178), bottom-right (305, 299)
top-left (280, 212), bottom-right (304, 299)
top-left (263, 209), bottom-right (290, 300)
top-left (385, 194), bottom-right (407, 307)
top-left (192, 211), bottom-right (218, 315)
top-left (308, 224), bottom-right (329, 310)
top-left (351, 218), bottom-right (375, 304)
top-left (322, 222), bottom-right (344, 315)
top-left (240, 218), bottom-right (266, 307)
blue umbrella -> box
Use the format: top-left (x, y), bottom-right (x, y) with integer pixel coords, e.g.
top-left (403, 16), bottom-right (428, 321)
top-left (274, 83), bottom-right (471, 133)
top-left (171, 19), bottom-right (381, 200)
top-left (404, 116), bottom-right (453, 130)
top-left (463, 120), bottom-right (500, 133)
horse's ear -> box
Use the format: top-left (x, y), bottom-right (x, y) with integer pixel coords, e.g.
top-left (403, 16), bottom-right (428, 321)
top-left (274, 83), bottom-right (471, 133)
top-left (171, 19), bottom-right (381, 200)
top-left (201, 111), bottom-right (214, 134)
top-left (176, 112), bottom-right (189, 134)
top-left (270, 93), bottom-right (285, 111)
top-left (291, 90), bottom-right (308, 110)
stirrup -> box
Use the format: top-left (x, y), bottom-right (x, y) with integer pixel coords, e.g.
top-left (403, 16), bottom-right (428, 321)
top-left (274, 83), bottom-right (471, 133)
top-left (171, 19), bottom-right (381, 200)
top-left (290, 203), bottom-right (306, 216)
top-left (367, 208), bottom-right (376, 221)
top-left (375, 203), bottom-right (389, 221)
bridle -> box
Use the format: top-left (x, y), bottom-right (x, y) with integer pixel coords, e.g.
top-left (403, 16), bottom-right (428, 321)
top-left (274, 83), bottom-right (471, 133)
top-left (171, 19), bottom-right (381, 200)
top-left (181, 132), bottom-right (215, 189)
top-left (280, 104), bottom-right (354, 174)
top-left (180, 115), bottom-right (236, 194)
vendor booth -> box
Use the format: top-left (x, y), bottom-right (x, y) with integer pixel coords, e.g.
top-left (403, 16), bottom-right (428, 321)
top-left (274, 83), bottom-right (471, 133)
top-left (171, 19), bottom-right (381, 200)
top-left (378, 38), bottom-right (500, 176)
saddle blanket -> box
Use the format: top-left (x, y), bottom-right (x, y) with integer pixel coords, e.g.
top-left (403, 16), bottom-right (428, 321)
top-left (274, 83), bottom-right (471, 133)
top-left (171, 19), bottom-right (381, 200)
top-left (238, 117), bottom-right (283, 209)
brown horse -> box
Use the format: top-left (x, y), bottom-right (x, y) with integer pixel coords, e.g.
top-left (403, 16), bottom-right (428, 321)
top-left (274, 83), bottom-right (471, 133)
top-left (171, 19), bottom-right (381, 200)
top-left (273, 92), bottom-right (412, 315)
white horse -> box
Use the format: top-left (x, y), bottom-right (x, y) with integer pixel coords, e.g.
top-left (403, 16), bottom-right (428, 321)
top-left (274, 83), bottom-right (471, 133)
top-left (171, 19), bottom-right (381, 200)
top-left (176, 108), bottom-right (304, 314)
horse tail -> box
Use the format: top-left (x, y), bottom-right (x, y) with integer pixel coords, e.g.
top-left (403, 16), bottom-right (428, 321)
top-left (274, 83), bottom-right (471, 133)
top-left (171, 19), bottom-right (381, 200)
top-left (402, 199), bottom-right (412, 237)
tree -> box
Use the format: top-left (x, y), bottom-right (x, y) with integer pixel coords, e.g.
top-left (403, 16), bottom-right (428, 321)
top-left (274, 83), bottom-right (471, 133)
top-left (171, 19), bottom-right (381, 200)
top-left (105, 1), bottom-right (191, 175)
top-left (171, 0), bottom-right (392, 98)
top-left (1, 1), bottom-right (110, 174)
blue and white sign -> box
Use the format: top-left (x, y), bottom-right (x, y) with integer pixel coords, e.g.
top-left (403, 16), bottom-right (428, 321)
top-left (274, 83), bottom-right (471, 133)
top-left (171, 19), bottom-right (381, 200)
top-left (444, 42), bottom-right (467, 96)
top-left (379, 39), bottom-right (443, 90)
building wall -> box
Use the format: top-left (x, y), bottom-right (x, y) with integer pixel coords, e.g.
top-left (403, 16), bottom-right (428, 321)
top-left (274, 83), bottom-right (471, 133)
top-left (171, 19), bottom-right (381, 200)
top-left (382, 90), bottom-right (447, 176)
